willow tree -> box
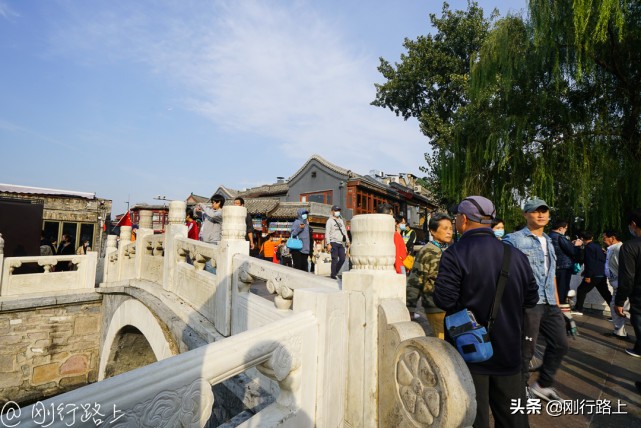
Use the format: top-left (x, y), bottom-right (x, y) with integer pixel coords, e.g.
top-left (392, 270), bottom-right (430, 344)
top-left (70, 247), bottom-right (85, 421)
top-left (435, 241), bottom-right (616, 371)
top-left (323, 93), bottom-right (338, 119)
top-left (374, 0), bottom-right (641, 232)
top-left (372, 1), bottom-right (496, 208)
top-left (469, 0), bottom-right (641, 230)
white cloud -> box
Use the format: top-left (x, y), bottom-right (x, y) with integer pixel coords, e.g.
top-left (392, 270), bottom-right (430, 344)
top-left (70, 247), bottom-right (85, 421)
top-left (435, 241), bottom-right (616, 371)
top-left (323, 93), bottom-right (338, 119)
top-left (47, 0), bottom-right (428, 175)
top-left (0, 2), bottom-right (18, 19)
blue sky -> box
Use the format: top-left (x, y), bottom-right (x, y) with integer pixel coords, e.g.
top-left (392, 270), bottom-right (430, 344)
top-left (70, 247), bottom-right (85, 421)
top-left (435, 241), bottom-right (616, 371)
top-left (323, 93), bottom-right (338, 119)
top-left (0, 0), bottom-right (526, 216)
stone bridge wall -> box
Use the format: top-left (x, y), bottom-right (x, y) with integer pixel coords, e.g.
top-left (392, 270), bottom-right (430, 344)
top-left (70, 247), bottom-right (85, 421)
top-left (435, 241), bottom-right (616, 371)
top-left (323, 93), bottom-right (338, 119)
top-left (0, 292), bottom-right (102, 406)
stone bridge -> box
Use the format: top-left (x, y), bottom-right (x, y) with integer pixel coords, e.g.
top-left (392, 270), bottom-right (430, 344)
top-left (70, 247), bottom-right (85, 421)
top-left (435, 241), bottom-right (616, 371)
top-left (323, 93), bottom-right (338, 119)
top-left (0, 202), bottom-right (476, 427)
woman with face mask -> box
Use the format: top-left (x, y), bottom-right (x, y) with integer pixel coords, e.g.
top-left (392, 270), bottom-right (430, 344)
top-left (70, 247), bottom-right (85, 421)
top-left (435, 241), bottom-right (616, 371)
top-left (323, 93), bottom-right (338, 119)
top-left (290, 208), bottom-right (312, 272)
top-left (492, 218), bottom-right (505, 240)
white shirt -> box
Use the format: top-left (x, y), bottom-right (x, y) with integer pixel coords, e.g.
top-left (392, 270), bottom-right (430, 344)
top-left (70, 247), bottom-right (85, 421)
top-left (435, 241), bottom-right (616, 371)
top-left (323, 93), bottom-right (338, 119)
top-left (537, 235), bottom-right (550, 273)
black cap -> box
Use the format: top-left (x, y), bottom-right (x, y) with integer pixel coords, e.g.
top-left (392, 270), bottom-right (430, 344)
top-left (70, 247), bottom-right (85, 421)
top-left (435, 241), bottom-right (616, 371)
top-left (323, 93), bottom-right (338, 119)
top-left (331, 205), bottom-right (341, 211)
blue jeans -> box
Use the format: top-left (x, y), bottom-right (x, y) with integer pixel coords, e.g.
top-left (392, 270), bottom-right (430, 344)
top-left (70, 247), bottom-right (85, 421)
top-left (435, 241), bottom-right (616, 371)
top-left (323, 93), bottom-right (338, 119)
top-left (522, 304), bottom-right (569, 388)
top-left (330, 242), bottom-right (345, 279)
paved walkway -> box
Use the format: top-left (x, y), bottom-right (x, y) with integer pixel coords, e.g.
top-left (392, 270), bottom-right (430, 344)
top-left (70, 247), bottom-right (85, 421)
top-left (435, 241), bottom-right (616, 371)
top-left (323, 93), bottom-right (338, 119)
top-left (528, 310), bottom-right (641, 427)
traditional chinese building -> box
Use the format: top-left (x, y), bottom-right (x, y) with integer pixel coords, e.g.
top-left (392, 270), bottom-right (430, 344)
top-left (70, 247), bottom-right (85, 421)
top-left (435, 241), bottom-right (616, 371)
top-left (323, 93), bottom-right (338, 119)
top-left (0, 183), bottom-right (112, 256)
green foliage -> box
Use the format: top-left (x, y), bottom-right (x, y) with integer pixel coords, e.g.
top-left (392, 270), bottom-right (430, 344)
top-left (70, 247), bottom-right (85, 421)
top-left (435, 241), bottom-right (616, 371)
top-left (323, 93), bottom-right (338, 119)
top-left (373, 0), bottom-right (641, 233)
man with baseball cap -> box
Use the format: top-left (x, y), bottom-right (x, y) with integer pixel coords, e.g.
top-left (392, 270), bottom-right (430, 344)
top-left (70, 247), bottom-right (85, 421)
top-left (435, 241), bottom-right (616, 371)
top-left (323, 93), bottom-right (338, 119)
top-left (325, 205), bottom-right (350, 279)
top-left (434, 196), bottom-right (538, 427)
top-left (503, 198), bottom-right (569, 402)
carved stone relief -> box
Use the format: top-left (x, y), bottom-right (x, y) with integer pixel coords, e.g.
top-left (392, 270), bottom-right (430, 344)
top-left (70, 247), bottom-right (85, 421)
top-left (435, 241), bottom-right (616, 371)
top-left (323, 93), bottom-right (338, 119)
top-left (109, 377), bottom-right (214, 427)
top-left (396, 345), bottom-right (441, 426)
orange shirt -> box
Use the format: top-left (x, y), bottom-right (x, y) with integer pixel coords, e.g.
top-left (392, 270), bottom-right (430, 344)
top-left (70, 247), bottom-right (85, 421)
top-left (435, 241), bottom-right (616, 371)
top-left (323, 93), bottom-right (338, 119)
top-left (262, 238), bottom-right (282, 258)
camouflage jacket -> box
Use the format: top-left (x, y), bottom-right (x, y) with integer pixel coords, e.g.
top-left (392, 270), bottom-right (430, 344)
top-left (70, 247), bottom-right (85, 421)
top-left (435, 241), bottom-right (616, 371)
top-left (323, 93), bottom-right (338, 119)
top-left (407, 242), bottom-right (444, 294)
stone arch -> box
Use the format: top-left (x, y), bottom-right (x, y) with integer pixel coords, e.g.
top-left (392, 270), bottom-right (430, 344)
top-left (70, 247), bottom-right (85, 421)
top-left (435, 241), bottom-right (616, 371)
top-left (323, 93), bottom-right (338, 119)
top-left (99, 298), bottom-right (178, 380)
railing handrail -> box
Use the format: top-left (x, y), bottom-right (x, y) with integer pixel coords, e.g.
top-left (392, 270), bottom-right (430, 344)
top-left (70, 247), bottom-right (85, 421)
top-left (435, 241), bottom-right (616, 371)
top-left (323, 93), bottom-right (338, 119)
top-left (13, 311), bottom-right (317, 427)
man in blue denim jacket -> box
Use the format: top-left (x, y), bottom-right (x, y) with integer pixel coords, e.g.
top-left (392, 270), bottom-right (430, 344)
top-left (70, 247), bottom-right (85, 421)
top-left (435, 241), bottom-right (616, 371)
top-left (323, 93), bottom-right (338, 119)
top-left (503, 198), bottom-right (569, 402)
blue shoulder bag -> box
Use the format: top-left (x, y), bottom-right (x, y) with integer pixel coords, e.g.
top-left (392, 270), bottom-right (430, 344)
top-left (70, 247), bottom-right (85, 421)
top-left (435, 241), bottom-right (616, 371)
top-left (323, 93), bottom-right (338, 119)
top-left (445, 244), bottom-right (512, 363)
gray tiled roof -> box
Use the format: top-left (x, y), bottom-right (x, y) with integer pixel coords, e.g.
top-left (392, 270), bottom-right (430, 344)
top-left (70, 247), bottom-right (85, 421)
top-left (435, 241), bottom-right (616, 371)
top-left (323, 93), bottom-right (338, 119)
top-left (243, 198), bottom-right (280, 215)
top-left (268, 202), bottom-right (310, 219)
top-left (186, 193), bottom-right (209, 203)
top-left (288, 154), bottom-right (357, 180)
top-left (217, 186), bottom-right (239, 198)
top-left (237, 183), bottom-right (288, 198)
top-left (267, 201), bottom-right (333, 219)
top-left (0, 183), bottom-right (96, 199)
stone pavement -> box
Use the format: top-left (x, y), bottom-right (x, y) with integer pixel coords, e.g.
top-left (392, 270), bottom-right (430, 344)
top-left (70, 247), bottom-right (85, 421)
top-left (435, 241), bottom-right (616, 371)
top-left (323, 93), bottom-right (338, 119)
top-left (528, 310), bottom-right (641, 427)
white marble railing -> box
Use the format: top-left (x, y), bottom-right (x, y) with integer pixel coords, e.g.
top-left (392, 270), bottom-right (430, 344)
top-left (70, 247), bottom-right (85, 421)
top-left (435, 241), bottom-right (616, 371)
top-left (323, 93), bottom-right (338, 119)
top-left (12, 311), bottom-right (320, 428)
top-left (0, 252), bottom-right (97, 296)
top-left (139, 233), bottom-right (165, 283)
top-left (1, 204), bottom-right (477, 426)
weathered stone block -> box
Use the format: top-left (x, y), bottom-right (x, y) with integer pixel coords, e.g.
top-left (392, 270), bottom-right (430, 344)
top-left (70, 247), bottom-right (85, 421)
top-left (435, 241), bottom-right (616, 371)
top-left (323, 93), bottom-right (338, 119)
top-left (34, 339), bottom-right (51, 348)
top-left (28, 332), bottom-right (49, 340)
top-left (60, 355), bottom-right (88, 376)
top-left (59, 374), bottom-right (87, 388)
top-left (10, 319), bottom-right (23, 325)
top-left (32, 362), bottom-right (60, 385)
top-left (0, 335), bottom-right (22, 346)
top-left (74, 316), bottom-right (99, 335)
top-left (0, 372), bottom-right (22, 388)
top-left (0, 354), bottom-right (16, 372)
top-left (32, 355), bottom-right (52, 365)
top-left (69, 341), bottom-right (97, 352)
top-left (51, 332), bottom-right (73, 346)
top-left (51, 351), bottom-right (71, 362)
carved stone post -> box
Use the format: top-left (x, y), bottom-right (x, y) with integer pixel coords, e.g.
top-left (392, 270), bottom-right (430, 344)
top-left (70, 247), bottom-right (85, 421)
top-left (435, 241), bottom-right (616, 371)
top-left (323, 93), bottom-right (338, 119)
top-left (135, 211), bottom-right (155, 279)
top-left (119, 225), bottom-right (132, 243)
top-left (163, 201), bottom-right (188, 293)
top-left (102, 234), bottom-right (118, 284)
top-left (138, 210), bottom-right (153, 230)
top-left (168, 201), bottom-right (186, 225)
top-left (341, 214), bottom-right (407, 427)
top-left (116, 226), bottom-right (133, 280)
top-left (217, 205), bottom-right (249, 336)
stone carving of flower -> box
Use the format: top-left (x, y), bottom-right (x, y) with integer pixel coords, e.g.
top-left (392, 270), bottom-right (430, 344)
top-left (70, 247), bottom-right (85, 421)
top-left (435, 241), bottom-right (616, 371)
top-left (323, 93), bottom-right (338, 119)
top-left (396, 348), bottom-right (441, 425)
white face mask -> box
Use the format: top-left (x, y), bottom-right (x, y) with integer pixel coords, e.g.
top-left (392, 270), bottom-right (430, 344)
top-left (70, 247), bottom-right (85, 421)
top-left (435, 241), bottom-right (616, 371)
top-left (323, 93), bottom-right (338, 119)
top-left (630, 225), bottom-right (637, 238)
top-left (334, 211), bottom-right (341, 217)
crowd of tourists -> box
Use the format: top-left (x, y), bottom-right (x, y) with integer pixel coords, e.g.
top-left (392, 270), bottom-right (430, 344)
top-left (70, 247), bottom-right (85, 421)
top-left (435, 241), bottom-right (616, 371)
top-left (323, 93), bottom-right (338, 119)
top-left (405, 195), bottom-right (641, 427)
top-left (192, 192), bottom-right (641, 426)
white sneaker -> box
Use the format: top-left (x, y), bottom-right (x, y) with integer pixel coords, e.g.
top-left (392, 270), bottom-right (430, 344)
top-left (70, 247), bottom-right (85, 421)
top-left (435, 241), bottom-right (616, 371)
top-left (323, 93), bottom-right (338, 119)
top-left (570, 310), bottom-right (583, 316)
top-left (529, 382), bottom-right (562, 401)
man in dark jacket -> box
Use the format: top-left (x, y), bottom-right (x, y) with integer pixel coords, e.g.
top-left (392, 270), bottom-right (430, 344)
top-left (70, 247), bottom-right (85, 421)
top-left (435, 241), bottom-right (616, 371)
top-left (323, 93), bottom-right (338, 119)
top-left (615, 209), bottom-right (641, 359)
top-left (549, 220), bottom-right (582, 304)
top-left (573, 231), bottom-right (612, 315)
top-left (434, 196), bottom-right (539, 428)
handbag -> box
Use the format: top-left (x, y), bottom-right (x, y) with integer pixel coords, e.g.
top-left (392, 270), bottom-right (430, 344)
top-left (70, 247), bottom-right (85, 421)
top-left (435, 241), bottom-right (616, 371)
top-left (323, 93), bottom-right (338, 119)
top-left (445, 244), bottom-right (512, 363)
top-left (286, 236), bottom-right (303, 250)
top-left (572, 262), bottom-right (582, 274)
top-left (334, 219), bottom-right (347, 243)
top-left (402, 254), bottom-right (415, 270)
